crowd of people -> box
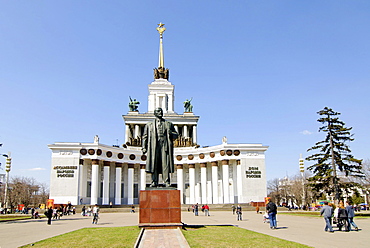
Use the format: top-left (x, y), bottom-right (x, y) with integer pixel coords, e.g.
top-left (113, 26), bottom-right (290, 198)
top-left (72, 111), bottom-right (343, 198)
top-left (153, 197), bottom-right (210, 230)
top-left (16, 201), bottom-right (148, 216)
top-left (189, 203), bottom-right (211, 216)
top-left (320, 200), bottom-right (359, 233)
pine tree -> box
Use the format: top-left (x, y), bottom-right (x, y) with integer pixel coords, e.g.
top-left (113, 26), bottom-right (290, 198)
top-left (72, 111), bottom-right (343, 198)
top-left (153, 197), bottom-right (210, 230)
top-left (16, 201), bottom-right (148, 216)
top-left (306, 107), bottom-right (363, 200)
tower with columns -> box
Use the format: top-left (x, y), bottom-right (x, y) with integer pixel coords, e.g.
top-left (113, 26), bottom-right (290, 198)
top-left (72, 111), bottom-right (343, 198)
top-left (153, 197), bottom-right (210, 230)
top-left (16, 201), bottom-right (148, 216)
top-left (48, 23), bottom-right (268, 206)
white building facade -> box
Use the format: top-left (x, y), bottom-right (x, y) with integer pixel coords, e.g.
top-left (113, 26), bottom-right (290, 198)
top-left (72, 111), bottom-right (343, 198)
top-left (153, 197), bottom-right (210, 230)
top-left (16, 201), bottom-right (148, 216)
top-left (48, 24), bottom-right (268, 206)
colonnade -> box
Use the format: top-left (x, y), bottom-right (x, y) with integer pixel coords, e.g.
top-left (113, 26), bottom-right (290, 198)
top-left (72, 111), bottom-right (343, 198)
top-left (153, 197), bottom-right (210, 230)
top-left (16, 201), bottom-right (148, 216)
top-left (81, 159), bottom-right (241, 206)
top-left (124, 124), bottom-right (198, 145)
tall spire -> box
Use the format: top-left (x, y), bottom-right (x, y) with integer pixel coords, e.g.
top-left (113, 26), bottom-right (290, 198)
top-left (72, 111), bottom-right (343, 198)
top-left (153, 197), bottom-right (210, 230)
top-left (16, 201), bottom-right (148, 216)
top-left (154, 23), bottom-right (169, 80)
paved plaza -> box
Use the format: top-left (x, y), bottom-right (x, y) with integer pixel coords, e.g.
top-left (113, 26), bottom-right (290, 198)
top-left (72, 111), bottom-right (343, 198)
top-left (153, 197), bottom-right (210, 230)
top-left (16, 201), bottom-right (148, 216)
top-left (0, 210), bottom-right (369, 247)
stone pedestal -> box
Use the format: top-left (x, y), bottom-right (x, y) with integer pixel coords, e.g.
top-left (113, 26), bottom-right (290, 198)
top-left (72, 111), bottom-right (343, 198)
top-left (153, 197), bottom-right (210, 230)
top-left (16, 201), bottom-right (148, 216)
top-left (139, 189), bottom-right (182, 229)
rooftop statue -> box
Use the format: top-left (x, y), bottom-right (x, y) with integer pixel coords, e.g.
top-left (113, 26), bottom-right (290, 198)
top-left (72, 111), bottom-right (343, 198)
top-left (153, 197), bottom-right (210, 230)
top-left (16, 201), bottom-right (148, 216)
top-left (153, 23), bottom-right (170, 80)
top-left (128, 96), bottom-right (140, 112)
top-left (184, 98), bottom-right (193, 112)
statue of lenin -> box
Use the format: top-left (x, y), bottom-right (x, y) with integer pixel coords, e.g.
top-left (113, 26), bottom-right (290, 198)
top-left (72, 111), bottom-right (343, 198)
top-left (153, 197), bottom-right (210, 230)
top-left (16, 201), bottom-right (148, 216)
top-left (142, 107), bottom-right (178, 187)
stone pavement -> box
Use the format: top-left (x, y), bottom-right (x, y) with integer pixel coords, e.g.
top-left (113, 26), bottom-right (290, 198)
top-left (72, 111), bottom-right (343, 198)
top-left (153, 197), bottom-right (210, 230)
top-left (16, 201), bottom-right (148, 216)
top-left (138, 229), bottom-right (189, 248)
top-left (0, 210), bottom-right (369, 247)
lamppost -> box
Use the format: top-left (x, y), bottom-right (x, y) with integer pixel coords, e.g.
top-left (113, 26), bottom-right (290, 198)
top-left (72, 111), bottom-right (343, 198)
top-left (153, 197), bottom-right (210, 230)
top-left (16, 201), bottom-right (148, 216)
top-left (2, 152), bottom-right (11, 211)
top-left (299, 154), bottom-right (305, 209)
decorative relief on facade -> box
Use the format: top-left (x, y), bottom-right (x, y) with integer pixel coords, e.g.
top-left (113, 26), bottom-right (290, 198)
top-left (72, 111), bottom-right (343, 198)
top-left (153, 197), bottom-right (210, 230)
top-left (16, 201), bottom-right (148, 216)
top-left (129, 154), bottom-right (136, 160)
top-left (220, 150), bottom-right (225, 156)
top-left (199, 153), bottom-right (205, 159)
top-left (97, 149), bottom-right (102, 155)
top-left (188, 154), bottom-right (194, 160)
top-left (234, 150), bottom-right (240, 156)
top-left (226, 150), bottom-right (232, 156)
top-left (141, 155), bottom-right (147, 161)
top-left (80, 149), bottom-right (87, 155)
top-left (118, 153), bottom-right (124, 159)
top-left (246, 152), bottom-right (259, 156)
top-left (210, 152), bottom-right (215, 158)
top-left (59, 151), bottom-right (73, 155)
top-left (176, 155), bottom-right (182, 161)
top-left (88, 149), bottom-right (95, 155)
top-left (106, 151), bottom-right (113, 158)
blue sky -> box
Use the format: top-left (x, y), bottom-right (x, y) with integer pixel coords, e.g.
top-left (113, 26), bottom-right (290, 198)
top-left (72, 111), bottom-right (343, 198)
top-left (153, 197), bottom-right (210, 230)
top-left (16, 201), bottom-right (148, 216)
top-left (1, 1), bottom-right (369, 186)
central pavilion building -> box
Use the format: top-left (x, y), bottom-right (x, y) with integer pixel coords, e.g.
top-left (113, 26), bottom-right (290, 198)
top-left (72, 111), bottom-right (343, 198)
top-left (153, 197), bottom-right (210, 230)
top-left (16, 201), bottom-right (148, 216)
top-left (48, 24), bottom-right (268, 206)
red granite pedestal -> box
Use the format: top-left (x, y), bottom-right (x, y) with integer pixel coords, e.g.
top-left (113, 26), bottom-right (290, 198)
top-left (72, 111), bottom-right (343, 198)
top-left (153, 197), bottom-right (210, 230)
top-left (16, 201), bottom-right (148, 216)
top-left (139, 189), bottom-right (182, 229)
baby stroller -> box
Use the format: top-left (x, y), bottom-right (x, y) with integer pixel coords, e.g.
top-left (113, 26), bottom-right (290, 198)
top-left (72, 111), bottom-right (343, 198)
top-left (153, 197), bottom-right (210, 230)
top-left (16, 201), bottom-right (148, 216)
top-left (263, 212), bottom-right (270, 223)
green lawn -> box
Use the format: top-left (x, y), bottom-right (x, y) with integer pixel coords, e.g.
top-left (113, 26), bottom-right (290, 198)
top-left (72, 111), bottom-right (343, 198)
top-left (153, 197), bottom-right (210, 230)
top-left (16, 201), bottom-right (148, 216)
top-left (20, 226), bottom-right (141, 248)
top-left (0, 215), bottom-right (34, 221)
top-left (21, 225), bottom-right (312, 248)
top-left (182, 226), bottom-right (312, 248)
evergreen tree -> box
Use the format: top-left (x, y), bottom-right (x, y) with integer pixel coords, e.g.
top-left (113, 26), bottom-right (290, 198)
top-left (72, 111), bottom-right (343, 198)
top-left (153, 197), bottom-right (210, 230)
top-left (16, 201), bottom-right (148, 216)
top-left (306, 107), bottom-right (363, 200)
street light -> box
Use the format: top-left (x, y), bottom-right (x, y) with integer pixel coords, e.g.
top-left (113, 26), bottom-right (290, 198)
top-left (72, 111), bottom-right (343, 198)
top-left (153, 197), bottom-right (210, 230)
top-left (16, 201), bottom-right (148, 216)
top-left (2, 152), bottom-right (11, 211)
top-left (299, 154), bottom-right (305, 208)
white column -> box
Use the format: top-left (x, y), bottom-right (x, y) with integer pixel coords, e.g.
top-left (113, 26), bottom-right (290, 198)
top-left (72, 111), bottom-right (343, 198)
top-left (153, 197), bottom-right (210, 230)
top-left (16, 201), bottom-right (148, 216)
top-left (168, 94), bottom-right (174, 112)
top-left (125, 125), bottom-right (130, 143)
top-left (236, 160), bottom-right (242, 203)
top-left (78, 159), bottom-right (84, 204)
top-left (183, 125), bottom-right (188, 137)
top-left (174, 125), bottom-right (179, 133)
top-left (90, 160), bottom-right (99, 205)
top-left (222, 160), bottom-right (230, 204)
top-left (177, 164), bottom-right (184, 204)
top-left (134, 125), bottom-right (140, 138)
top-left (127, 164), bottom-right (134, 205)
top-left (102, 162), bottom-right (110, 205)
top-left (140, 164), bottom-right (146, 190)
top-left (211, 161), bottom-right (218, 204)
top-left (189, 164), bottom-right (195, 204)
top-left (193, 125), bottom-right (197, 144)
top-left (115, 163), bottom-right (122, 205)
top-left (200, 163), bottom-right (207, 204)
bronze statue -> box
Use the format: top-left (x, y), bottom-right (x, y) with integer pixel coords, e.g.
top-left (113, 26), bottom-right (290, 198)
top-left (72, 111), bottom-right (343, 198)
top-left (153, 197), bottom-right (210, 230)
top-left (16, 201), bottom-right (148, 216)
top-left (142, 107), bottom-right (178, 187)
top-left (184, 98), bottom-right (193, 112)
top-left (128, 96), bottom-right (140, 111)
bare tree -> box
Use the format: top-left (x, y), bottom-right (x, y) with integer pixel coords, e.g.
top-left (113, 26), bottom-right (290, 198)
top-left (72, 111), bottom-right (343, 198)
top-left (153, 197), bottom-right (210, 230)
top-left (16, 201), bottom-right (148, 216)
top-left (7, 176), bottom-right (49, 210)
top-left (267, 178), bottom-right (282, 204)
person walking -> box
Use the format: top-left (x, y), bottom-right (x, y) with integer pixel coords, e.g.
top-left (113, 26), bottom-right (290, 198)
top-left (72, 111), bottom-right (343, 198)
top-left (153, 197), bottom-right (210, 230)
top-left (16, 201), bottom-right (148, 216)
top-left (82, 206), bottom-right (86, 216)
top-left (232, 204), bottom-right (236, 215)
top-left (92, 204), bottom-right (100, 224)
top-left (204, 204), bottom-right (210, 216)
top-left (337, 202), bottom-right (349, 231)
top-left (266, 199), bottom-right (277, 229)
top-left (256, 206), bottom-right (260, 214)
top-left (346, 201), bottom-right (359, 231)
top-left (320, 201), bottom-right (334, 233)
top-left (46, 207), bottom-right (53, 225)
top-left (236, 204), bottom-right (242, 221)
top-left (194, 203), bottom-right (199, 216)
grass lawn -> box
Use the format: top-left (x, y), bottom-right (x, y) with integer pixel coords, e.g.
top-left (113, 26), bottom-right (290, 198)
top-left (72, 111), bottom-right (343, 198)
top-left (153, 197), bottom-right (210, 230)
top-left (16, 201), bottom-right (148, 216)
top-left (20, 226), bottom-right (141, 248)
top-left (182, 226), bottom-right (312, 248)
top-left (0, 215), bottom-right (34, 221)
top-left (21, 225), bottom-right (312, 248)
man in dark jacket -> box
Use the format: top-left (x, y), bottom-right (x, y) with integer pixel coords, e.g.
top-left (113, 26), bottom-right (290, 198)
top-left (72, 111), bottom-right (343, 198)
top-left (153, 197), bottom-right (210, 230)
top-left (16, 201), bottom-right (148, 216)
top-left (266, 198), bottom-right (277, 229)
top-left (46, 206), bottom-right (53, 225)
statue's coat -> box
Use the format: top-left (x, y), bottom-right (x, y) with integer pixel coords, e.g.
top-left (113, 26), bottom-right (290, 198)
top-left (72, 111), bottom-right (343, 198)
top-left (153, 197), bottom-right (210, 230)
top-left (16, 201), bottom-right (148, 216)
top-left (142, 120), bottom-right (178, 174)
